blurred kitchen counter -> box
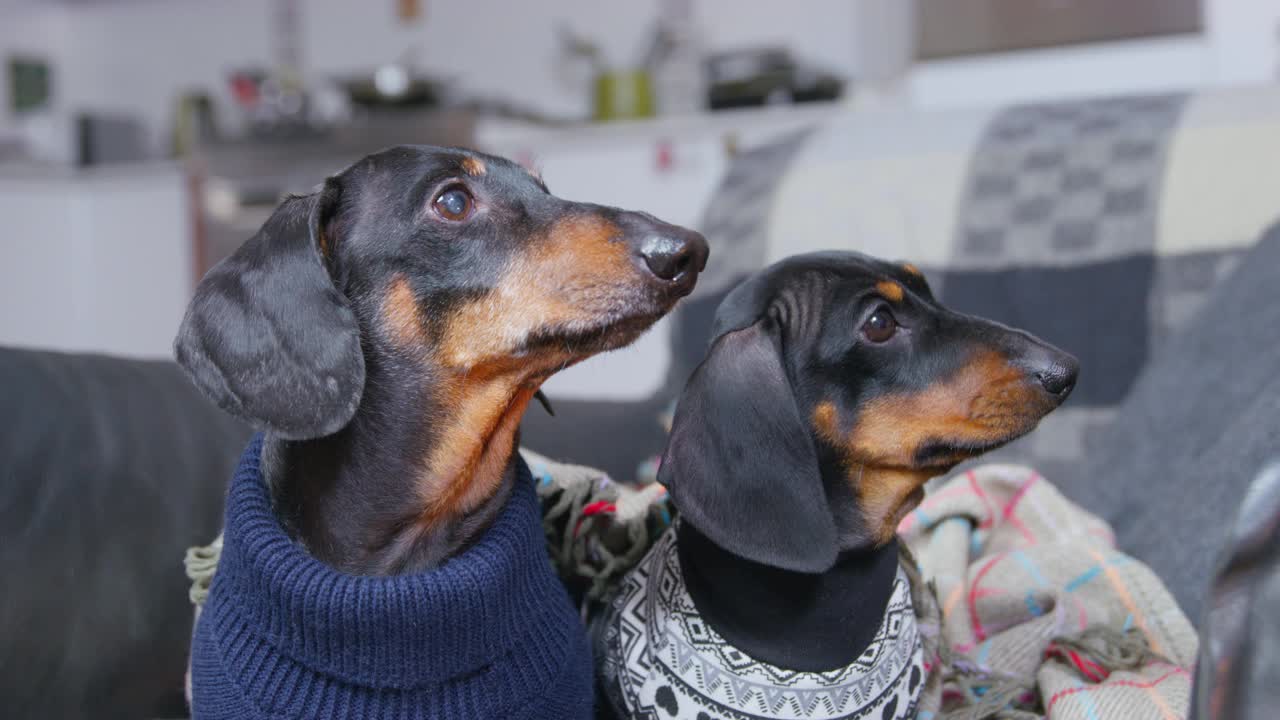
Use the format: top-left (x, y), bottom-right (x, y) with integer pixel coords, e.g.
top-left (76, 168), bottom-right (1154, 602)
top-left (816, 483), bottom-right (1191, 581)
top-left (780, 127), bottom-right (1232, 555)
top-left (1, 99), bottom-right (843, 388)
top-left (196, 107), bottom-right (483, 199)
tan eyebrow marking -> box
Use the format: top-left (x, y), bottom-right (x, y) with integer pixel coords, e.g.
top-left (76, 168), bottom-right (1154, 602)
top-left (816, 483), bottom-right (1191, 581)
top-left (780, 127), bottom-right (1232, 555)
top-left (876, 280), bottom-right (905, 303)
top-left (902, 263), bottom-right (922, 277)
top-left (461, 157), bottom-right (486, 176)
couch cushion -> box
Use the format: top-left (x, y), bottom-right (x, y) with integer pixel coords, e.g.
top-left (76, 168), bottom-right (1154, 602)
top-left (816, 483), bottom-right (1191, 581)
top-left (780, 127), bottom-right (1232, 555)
top-left (0, 347), bottom-right (250, 718)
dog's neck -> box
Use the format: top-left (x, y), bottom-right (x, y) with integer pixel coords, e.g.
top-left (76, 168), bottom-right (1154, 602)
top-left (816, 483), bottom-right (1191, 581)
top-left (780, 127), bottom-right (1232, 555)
top-left (676, 521), bottom-right (901, 672)
top-left (263, 349), bottom-right (539, 576)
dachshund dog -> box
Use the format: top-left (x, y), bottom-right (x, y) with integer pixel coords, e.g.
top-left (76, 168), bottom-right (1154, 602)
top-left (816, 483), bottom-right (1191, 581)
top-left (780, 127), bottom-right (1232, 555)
top-left (596, 251), bottom-right (1077, 720)
top-left (176, 145), bottom-right (707, 719)
top-left (176, 145), bottom-right (707, 575)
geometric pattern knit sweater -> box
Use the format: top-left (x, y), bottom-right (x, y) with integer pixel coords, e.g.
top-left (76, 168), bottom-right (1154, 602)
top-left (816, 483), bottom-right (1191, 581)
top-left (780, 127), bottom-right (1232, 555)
top-left (189, 435), bottom-right (594, 719)
top-left (595, 521), bottom-right (923, 720)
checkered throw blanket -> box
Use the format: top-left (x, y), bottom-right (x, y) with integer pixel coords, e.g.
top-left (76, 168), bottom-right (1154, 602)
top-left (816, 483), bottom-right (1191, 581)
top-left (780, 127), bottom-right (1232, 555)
top-left (897, 465), bottom-right (1198, 719)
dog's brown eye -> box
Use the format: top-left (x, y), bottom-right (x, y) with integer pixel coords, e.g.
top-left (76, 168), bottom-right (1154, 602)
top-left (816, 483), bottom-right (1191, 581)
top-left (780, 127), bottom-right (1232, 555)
top-left (862, 307), bottom-right (897, 343)
top-left (433, 186), bottom-right (473, 221)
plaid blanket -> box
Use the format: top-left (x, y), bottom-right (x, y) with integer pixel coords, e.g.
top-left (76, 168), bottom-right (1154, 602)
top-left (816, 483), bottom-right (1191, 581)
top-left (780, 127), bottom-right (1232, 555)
top-left (898, 465), bottom-right (1198, 719)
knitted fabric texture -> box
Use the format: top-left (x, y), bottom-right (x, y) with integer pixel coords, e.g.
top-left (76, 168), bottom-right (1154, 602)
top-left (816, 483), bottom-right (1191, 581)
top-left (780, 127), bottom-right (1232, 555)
top-left (188, 435), bottom-right (594, 720)
top-left (595, 520), bottom-right (925, 719)
top-left (897, 464), bottom-right (1198, 719)
top-left (522, 448), bottom-right (673, 608)
top-left (186, 449), bottom-right (672, 621)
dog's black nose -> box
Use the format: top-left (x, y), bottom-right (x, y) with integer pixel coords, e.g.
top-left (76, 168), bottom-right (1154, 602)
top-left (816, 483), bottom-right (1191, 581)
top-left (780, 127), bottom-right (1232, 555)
top-left (613, 210), bottom-right (709, 284)
top-left (1005, 329), bottom-right (1079, 399)
top-left (638, 229), bottom-right (709, 282)
top-left (1037, 362), bottom-right (1077, 396)
top-left (1031, 350), bottom-right (1079, 397)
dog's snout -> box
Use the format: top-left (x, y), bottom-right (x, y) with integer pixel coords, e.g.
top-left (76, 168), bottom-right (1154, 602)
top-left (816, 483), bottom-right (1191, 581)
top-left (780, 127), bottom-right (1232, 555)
top-left (616, 212), bottom-right (708, 284)
top-left (1023, 344), bottom-right (1079, 399)
top-left (1036, 360), bottom-right (1077, 396)
top-left (639, 232), bottom-right (707, 282)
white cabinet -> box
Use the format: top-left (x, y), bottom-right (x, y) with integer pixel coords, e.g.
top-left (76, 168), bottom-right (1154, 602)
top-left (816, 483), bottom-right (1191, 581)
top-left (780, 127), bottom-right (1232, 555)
top-left (0, 164), bottom-right (194, 358)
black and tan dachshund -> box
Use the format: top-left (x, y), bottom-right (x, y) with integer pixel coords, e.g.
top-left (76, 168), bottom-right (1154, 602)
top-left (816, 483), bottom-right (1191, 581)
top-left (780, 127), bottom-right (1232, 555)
top-left (597, 251), bottom-right (1077, 719)
top-left (174, 145), bottom-right (708, 575)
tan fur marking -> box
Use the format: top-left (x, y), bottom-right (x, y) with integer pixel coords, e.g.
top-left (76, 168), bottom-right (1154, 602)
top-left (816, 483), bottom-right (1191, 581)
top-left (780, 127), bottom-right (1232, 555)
top-left (382, 275), bottom-right (426, 347)
top-left (876, 280), bottom-right (905, 303)
top-left (437, 215), bottom-right (631, 370)
top-left (814, 401), bottom-right (930, 544)
top-left (450, 385), bottom-right (535, 512)
top-left (460, 156), bottom-right (486, 177)
top-left (317, 228), bottom-right (331, 260)
top-left (416, 214), bottom-right (643, 528)
top-left (859, 471), bottom-right (930, 544)
top-left (845, 350), bottom-right (1048, 467)
top-left (418, 377), bottom-right (535, 523)
top-left (813, 350), bottom-right (1051, 544)
top-left (902, 263), bottom-right (922, 277)
top-left (813, 401), bottom-right (840, 440)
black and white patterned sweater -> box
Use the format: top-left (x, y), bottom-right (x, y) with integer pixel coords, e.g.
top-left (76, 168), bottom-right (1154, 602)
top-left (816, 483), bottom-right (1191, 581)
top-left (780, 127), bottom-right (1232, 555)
top-left (594, 521), bottom-right (923, 720)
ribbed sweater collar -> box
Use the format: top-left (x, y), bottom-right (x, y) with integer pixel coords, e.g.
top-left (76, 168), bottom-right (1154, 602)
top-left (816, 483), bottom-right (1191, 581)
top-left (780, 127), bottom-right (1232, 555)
top-left (209, 434), bottom-right (563, 691)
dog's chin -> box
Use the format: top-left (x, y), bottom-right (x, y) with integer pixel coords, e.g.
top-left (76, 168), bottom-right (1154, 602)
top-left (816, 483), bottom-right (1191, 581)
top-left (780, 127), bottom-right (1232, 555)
top-left (565, 311), bottom-right (666, 354)
top-left (518, 309), bottom-right (665, 372)
top-left (518, 279), bottom-right (694, 375)
top-left (886, 486), bottom-right (927, 535)
top-left (913, 425), bottom-right (1042, 471)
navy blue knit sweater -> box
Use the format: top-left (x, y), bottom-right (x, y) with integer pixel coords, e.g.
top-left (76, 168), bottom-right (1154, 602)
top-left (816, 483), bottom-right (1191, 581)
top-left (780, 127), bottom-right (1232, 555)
top-left (189, 435), bottom-right (594, 719)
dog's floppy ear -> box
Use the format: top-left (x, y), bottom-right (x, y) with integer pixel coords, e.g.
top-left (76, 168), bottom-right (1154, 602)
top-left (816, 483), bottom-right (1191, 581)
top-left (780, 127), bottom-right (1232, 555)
top-left (659, 318), bottom-right (838, 573)
top-left (174, 180), bottom-right (364, 440)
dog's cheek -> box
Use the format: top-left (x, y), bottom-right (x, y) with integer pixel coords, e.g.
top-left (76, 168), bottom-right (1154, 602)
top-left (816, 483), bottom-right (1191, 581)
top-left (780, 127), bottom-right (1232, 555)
top-left (818, 398), bottom-right (940, 468)
top-left (380, 275), bottom-right (531, 373)
top-left (447, 216), bottom-right (640, 361)
top-left (847, 350), bottom-right (1040, 459)
top-left (969, 380), bottom-right (1055, 434)
top-left (535, 215), bottom-right (635, 305)
top-left (434, 286), bottom-right (544, 369)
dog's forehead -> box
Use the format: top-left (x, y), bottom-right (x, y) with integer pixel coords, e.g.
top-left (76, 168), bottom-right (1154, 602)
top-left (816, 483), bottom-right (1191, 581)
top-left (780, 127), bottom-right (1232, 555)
top-left (834, 257), bottom-right (928, 295)
top-left (341, 145), bottom-right (539, 190)
top-left (766, 252), bottom-right (916, 294)
top-left (801, 253), bottom-right (933, 302)
top-left (711, 252), bottom-right (932, 339)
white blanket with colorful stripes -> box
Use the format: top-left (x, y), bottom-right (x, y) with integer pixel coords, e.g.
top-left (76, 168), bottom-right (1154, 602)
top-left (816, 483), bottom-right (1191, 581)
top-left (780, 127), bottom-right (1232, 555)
top-left (898, 465), bottom-right (1198, 719)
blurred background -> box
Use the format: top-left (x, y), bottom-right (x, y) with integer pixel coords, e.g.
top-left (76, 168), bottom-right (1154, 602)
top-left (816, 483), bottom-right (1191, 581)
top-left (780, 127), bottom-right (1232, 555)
top-left (2, 1), bottom-right (1279, 718)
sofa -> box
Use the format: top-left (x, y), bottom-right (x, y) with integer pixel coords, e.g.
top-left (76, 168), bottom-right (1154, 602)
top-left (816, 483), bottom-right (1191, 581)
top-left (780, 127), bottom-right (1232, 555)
top-left (523, 85), bottom-right (1280, 626)
top-left (0, 349), bottom-right (250, 719)
top-left (2, 85), bottom-right (1278, 719)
